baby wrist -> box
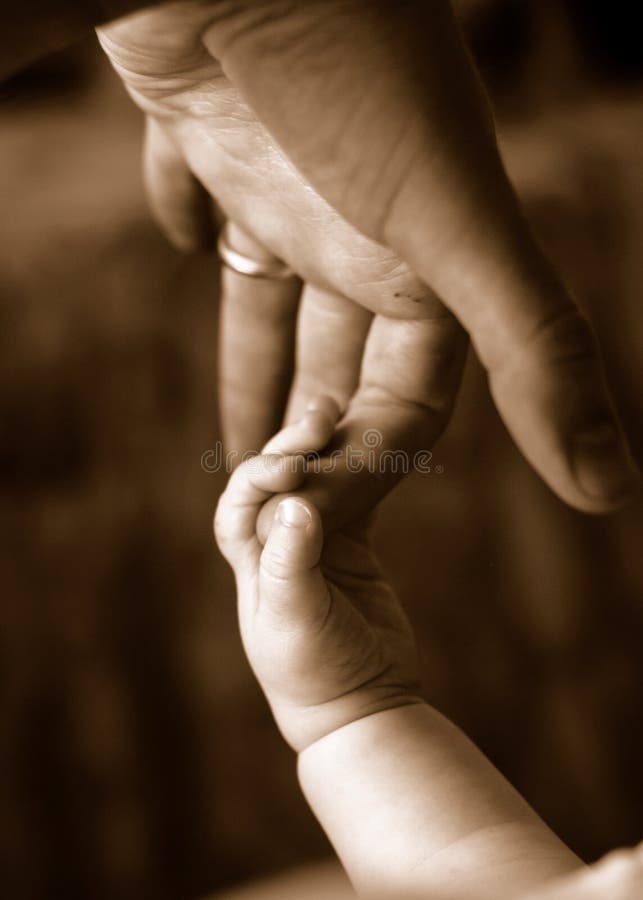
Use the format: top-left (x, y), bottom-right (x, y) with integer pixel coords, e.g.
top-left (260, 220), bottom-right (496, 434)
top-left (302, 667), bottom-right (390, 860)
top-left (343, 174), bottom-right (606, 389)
top-left (282, 692), bottom-right (425, 755)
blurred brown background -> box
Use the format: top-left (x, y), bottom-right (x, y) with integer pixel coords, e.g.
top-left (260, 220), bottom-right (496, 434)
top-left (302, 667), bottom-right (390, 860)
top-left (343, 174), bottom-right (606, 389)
top-left (0, 2), bottom-right (642, 899)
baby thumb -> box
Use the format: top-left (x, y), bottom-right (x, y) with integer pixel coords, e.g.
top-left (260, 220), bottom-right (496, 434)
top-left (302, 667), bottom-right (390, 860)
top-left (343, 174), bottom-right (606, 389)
top-left (259, 497), bottom-right (329, 631)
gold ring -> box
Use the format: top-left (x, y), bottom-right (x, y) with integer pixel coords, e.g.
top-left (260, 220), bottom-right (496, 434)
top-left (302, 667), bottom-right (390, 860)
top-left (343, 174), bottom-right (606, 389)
top-left (217, 224), bottom-right (295, 279)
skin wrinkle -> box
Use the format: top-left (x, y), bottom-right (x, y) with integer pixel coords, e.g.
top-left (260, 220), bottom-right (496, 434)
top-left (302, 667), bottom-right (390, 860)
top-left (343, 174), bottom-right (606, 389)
top-left (180, 85), bottom-right (281, 160)
top-left (406, 818), bottom-right (541, 875)
top-left (236, 4), bottom-right (340, 78)
top-left (99, 63), bottom-right (226, 110)
top-left (288, 695), bottom-right (425, 754)
top-left (348, 114), bottom-right (434, 247)
top-left (98, 38), bottom-right (212, 78)
top-left (116, 12), bottom-right (448, 314)
top-left (357, 341), bottom-right (465, 410)
top-left (216, 402), bottom-right (586, 895)
top-left (97, 0), bottom-right (639, 516)
top-left (196, 6), bottom-right (495, 316)
top-left (203, 1), bottom-right (306, 62)
top-left (487, 307), bottom-right (599, 397)
top-left (385, 138), bottom-right (518, 298)
top-left (204, 3), bottom-right (380, 187)
top-left (421, 205), bottom-right (573, 370)
top-left (519, 307), bottom-right (597, 368)
top-left (353, 389), bottom-right (452, 426)
top-left (213, 123), bottom-right (399, 275)
top-left (288, 661), bottom-right (421, 719)
top-left (208, 1), bottom-right (493, 246)
top-left (349, 789), bottom-right (559, 894)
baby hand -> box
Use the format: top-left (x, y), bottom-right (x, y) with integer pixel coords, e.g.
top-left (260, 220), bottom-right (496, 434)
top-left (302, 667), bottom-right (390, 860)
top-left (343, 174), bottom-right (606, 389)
top-left (214, 397), bottom-right (422, 752)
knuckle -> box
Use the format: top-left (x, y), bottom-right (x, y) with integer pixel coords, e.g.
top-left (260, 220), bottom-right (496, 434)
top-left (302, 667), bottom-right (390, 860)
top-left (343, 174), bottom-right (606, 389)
top-left (527, 306), bottom-right (598, 367)
top-left (489, 305), bottom-right (601, 384)
top-left (343, 252), bottom-right (444, 319)
top-left (262, 546), bottom-right (292, 583)
top-left (357, 381), bottom-right (452, 432)
top-left (213, 495), bottom-right (245, 551)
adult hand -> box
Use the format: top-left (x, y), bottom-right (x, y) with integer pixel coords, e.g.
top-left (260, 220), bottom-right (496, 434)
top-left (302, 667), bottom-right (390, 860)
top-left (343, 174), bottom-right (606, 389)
top-left (98, 0), bottom-right (639, 518)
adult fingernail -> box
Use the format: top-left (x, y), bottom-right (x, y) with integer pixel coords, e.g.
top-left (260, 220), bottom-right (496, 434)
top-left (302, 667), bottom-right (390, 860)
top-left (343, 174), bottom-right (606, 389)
top-left (277, 498), bottom-right (312, 528)
top-left (572, 422), bottom-right (640, 502)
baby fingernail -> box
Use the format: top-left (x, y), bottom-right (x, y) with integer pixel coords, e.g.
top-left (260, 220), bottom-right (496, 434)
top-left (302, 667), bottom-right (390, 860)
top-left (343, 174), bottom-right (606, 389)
top-left (572, 422), bottom-right (640, 501)
top-left (277, 498), bottom-right (312, 528)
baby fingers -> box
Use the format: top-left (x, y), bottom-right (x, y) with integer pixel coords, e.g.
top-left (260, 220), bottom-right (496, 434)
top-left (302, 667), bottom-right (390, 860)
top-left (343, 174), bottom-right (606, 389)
top-left (214, 396), bottom-right (341, 567)
top-left (261, 395), bottom-right (342, 456)
top-left (258, 497), bottom-right (328, 634)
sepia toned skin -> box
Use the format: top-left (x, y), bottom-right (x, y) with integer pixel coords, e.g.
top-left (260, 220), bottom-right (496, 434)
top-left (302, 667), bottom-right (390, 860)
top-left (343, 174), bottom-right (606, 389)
top-left (2, 4), bottom-right (641, 897)
top-left (2, 2), bottom-right (639, 522)
top-left (523, 844), bottom-right (643, 900)
top-left (215, 398), bottom-right (641, 900)
top-left (92, 0), bottom-right (641, 527)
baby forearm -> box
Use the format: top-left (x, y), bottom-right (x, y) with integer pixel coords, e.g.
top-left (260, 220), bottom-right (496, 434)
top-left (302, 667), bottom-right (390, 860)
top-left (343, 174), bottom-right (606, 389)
top-left (298, 703), bottom-right (580, 898)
